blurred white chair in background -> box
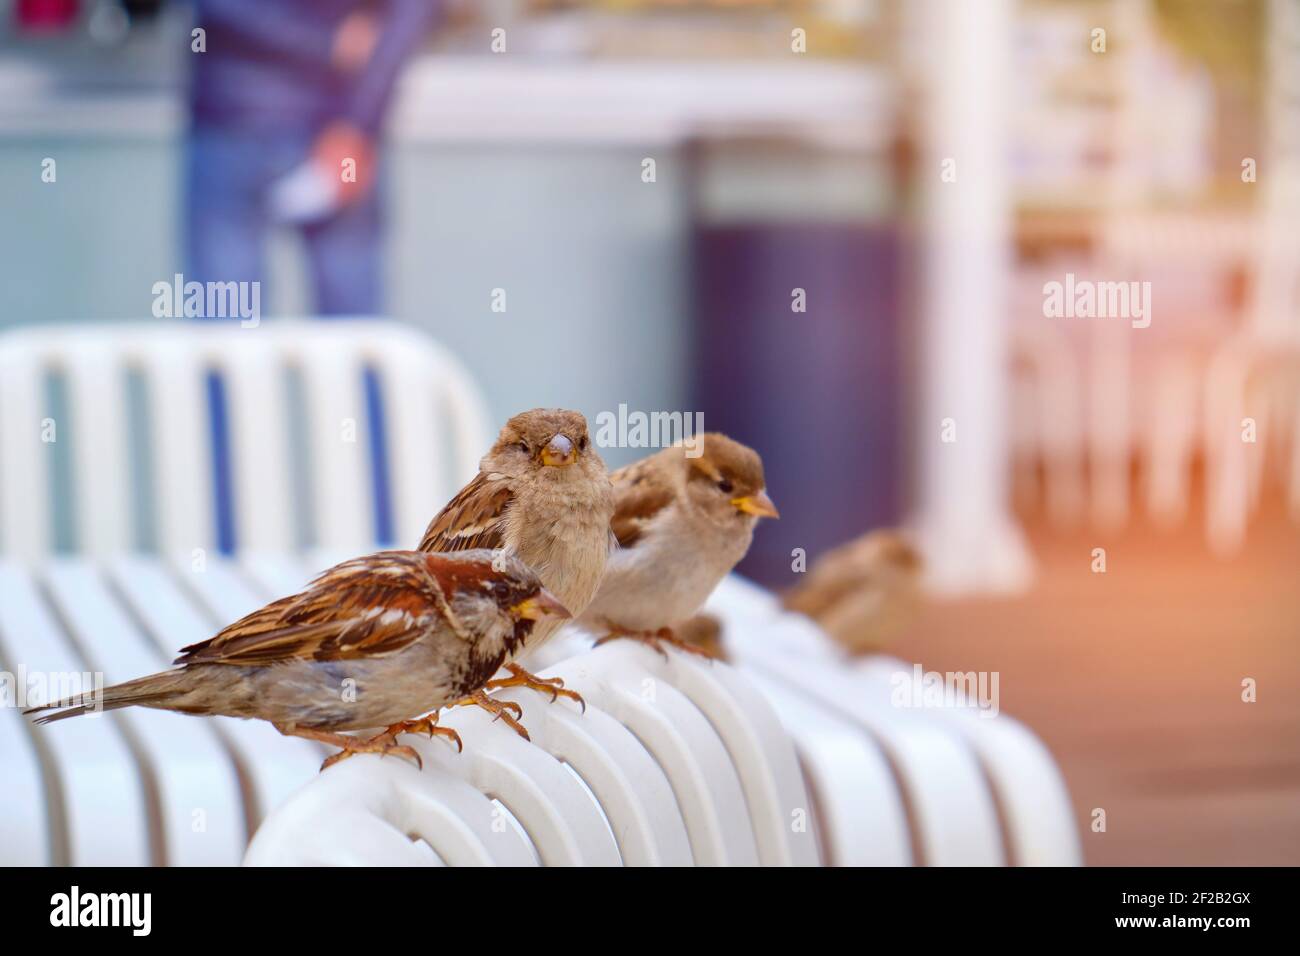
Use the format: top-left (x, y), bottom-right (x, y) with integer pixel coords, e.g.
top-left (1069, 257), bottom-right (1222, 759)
top-left (1010, 320), bottom-right (1086, 527)
top-left (1203, 0), bottom-right (1300, 553)
top-left (1011, 202), bottom-right (1291, 548)
top-left (1096, 211), bottom-right (1250, 532)
top-left (1144, 0), bottom-right (1300, 552)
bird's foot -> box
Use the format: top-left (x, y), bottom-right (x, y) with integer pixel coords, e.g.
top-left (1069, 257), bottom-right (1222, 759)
top-left (318, 728), bottom-right (423, 775)
top-left (594, 626), bottom-right (717, 661)
top-left (485, 662), bottom-right (585, 712)
top-left (385, 714), bottom-right (463, 753)
top-left (275, 724), bottom-right (426, 774)
top-left (454, 689), bottom-right (530, 741)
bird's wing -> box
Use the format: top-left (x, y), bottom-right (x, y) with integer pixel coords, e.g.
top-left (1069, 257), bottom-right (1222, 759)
top-left (175, 552), bottom-right (463, 667)
top-left (782, 567), bottom-right (861, 618)
top-left (783, 531), bottom-right (922, 618)
top-left (609, 457), bottom-right (675, 548)
top-left (418, 471), bottom-right (514, 553)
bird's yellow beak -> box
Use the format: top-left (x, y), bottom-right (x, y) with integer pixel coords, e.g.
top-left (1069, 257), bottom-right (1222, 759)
top-left (541, 434), bottom-right (577, 467)
top-left (732, 490), bottom-right (780, 519)
top-left (512, 589), bottom-right (571, 621)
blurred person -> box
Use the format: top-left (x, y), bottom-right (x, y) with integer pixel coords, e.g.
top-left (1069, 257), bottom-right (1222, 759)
top-left (186, 0), bottom-right (443, 316)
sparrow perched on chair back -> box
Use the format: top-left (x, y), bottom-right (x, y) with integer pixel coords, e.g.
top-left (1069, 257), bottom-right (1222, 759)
top-left (578, 432), bottom-right (778, 656)
top-left (416, 408), bottom-right (614, 723)
top-left (782, 529), bottom-right (922, 654)
top-left (25, 550), bottom-right (569, 770)
top-left (673, 612), bottom-right (728, 661)
top-left (419, 408), bottom-right (614, 647)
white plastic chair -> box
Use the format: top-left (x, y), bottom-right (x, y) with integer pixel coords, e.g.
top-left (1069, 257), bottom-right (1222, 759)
top-left (0, 320), bottom-right (491, 863)
top-left (0, 554), bottom-right (330, 866)
top-left (704, 576), bottom-right (1081, 866)
top-left (0, 562), bottom-right (150, 865)
top-left (1183, 0), bottom-right (1300, 549)
top-left (1010, 319), bottom-right (1085, 527)
top-left (245, 560), bottom-right (1078, 867)
top-left (245, 637), bottom-right (821, 867)
top-left (0, 320), bottom-right (492, 561)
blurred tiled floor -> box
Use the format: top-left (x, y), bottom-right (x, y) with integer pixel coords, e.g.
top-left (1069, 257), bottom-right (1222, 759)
top-left (895, 497), bottom-right (1300, 866)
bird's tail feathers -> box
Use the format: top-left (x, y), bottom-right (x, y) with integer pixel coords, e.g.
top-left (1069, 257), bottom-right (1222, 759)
top-left (23, 670), bottom-right (187, 724)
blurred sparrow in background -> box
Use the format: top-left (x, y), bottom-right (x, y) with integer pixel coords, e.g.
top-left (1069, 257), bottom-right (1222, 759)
top-left (782, 529), bottom-right (922, 655)
top-left (673, 612), bottom-right (728, 661)
top-left (670, 529), bottom-right (923, 662)
top-left (418, 408), bottom-right (614, 734)
top-left (26, 550), bottom-right (568, 771)
top-left (579, 432), bottom-right (777, 657)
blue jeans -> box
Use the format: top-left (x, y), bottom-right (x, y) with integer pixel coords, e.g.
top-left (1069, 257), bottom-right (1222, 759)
top-left (185, 125), bottom-right (382, 315)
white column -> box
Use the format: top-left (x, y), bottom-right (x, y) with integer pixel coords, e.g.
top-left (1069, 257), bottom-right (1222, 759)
top-left (909, 0), bottom-right (1033, 594)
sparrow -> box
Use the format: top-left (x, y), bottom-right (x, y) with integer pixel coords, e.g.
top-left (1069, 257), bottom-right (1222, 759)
top-left (418, 408), bottom-right (615, 732)
top-left (673, 612), bottom-right (728, 661)
top-left (579, 432), bottom-right (778, 656)
top-left (24, 550), bottom-right (570, 771)
top-left (782, 529), bottom-right (922, 654)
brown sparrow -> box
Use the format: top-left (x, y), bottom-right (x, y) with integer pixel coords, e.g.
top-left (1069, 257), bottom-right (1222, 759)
top-left (418, 408), bottom-right (614, 729)
top-left (673, 612), bottom-right (728, 661)
top-left (25, 550), bottom-right (570, 771)
top-left (782, 529), bottom-right (922, 654)
top-left (580, 432), bottom-right (778, 656)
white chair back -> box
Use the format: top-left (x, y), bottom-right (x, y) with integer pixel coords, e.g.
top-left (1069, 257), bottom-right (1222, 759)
top-left (0, 320), bottom-right (492, 561)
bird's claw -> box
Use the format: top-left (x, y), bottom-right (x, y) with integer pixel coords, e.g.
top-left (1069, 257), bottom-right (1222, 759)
top-left (486, 663), bottom-right (586, 713)
top-left (595, 626), bottom-right (717, 661)
top-left (455, 690), bottom-right (531, 741)
top-left (319, 731), bottom-right (424, 773)
top-left (386, 715), bottom-right (463, 753)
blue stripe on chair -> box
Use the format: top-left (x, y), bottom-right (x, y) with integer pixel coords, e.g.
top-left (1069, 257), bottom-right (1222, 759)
top-left (364, 366), bottom-right (394, 547)
top-left (199, 324), bottom-right (393, 554)
top-left (205, 370), bottom-right (236, 556)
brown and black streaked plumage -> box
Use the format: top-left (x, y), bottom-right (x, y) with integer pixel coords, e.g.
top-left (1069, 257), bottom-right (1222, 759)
top-left (25, 550), bottom-right (569, 769)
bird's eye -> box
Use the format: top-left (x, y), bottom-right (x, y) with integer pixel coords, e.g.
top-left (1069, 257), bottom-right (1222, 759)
top-left (517, 441), bottom-right (530, 454)
top-left (578, 436), bottom-right (588, 451)
top-left (717, 479), bottom-right (734, 494)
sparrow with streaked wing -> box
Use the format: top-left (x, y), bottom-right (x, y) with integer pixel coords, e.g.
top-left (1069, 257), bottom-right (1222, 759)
top-left (418, 408), bottom-right (614, 736)
top-left (25, 550), bottom-right (569, 771)
top-left (578, 432), bottom-right (778, 656)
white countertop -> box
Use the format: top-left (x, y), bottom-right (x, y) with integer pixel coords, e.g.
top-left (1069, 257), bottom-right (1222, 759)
top-left (0, 53), bottom-right (890, 149)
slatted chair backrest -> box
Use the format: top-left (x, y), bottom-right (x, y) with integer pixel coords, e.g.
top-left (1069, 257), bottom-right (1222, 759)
top-left (0, 321), bottom-right (492, 561)
top-left (704, 575), bottom-right (1082, 867)
top-left (243, 639), bottom-right (822, 867)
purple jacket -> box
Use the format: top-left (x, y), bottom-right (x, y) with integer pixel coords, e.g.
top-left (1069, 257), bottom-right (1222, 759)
top-left (190, 0), bottom-right (443, 136)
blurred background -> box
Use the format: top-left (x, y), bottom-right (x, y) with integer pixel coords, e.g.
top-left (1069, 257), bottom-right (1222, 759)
top-left (1, 0), bottom-right (1297, 865)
